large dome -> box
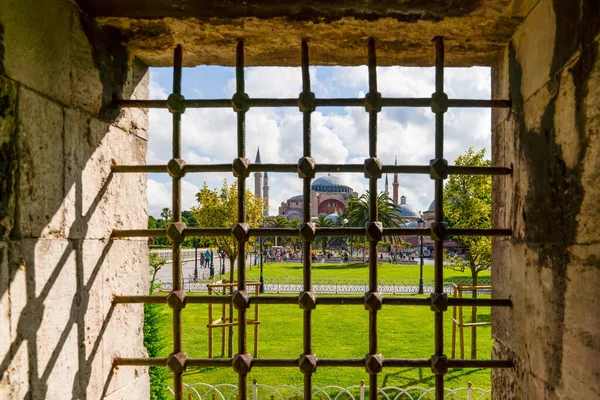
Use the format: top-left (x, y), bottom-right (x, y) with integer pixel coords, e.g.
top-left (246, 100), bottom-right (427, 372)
top-left (397, 203), bottom-right (421, 218)
top-left (311, 175), bottom-right (353, 193)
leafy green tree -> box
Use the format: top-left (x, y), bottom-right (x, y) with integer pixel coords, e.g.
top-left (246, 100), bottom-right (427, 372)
top-left (443, 147), bottom-right (492, 359)
top-left (264, 216), bottom-right (291, 247)
top-left (191, 180), bottom-right (264, 357)
top-left (315, 214), bottom-right (333, 255)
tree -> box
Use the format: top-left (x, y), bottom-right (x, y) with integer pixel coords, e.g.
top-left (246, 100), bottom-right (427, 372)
top-left (264, 216), bottom-right (291, 247)
top-left (149, 252), bottom-right (166, 292)
top-left (190, 180), bottom-right (264, 357)
top-left (315, 214), bottom-right (333, 255)
top-left (345, 191), bottom-right (403, 260)
top-left (345, 191), bottom-right (403, 229)
top-left (443, 147), bottom-right (492, 359)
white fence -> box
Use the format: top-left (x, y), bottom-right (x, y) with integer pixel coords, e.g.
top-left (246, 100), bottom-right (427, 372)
top-left (160, 278), bottom-right (492, 295)
top-left (169, 382), bottom-right (491, 400)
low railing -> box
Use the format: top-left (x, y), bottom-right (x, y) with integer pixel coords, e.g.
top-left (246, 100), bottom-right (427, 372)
top-left (168, 381), bottom-right (491, 400)
top-left (160, 278), bottom-right (491, 294)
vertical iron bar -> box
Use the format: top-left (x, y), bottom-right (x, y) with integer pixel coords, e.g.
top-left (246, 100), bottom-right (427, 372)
top-left (235, 39), bottom-right (249, 399)
top-left (367, 37), bottom-right (379, 400)
top-left (171, 44), bottom-right (184, 400)
top-left (301, 39), bottom-right (314, 399)
top-left (433, 36), bottom-right (445, 400)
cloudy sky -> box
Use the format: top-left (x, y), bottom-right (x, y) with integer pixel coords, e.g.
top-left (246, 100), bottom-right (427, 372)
top-left (147, 65), bottom-right (491, 217)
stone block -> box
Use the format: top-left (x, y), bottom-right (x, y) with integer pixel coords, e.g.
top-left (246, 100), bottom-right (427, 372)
top-left (0, 0), bottom-right (71, 104)
top-left (112, 61), bottom-right (150, 141)
top-left (511, 0), bottom-right (556, 102)
top-left (64, 116), bottom-right (147, 240)
top-left (16, 88), bottom-right (65, 239)
top-left (0, 76), bottom-right (19, 240)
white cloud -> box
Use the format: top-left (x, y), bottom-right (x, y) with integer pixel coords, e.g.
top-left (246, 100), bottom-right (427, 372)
top-left (147, 65), bottom-right (491, 216)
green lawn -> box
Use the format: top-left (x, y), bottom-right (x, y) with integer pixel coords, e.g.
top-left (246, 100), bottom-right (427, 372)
top-left (244, 262), bottom-right (490, 283)
top-left (154, 262), bottom-right (493, 391)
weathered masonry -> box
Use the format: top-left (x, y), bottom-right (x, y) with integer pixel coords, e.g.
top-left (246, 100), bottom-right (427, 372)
top-left (0, 1), bottom-right (598, 399)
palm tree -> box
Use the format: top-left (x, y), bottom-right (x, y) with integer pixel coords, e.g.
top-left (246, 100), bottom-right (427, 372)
top-left (264, 216), bottom-right (291, 247)
top-left (346, 191), bottom-right (403, 228)
top-left (345, 192), bottom-right (403, 260)
top-left (315, 214), bottom-right (333, 256)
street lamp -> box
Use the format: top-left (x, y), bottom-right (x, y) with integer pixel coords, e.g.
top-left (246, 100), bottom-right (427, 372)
top-left (259, 234), bottom-right (265, 293)
top-left (193, 238), bottom-right (199, 282)
top-left (417, 218), bottom-right (425, 294)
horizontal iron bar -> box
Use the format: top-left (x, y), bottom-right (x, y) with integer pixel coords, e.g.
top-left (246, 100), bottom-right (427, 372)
top-left (448, 298), bottom-right (512, 307)
top-left (186, 358), bottom-right (233, 367)
top-left (111, 227), bottom-right (512, 238)
top-left (383, 358), bottom-right (431, 368)
top-left (447, 359), bottom-right (514, 368)
top-left (448, 228), bottom-right (512, 237)
top-left (114, 357), bottom-right (167, 366)
top-left (113, 357), bottom-right (513, 369)
top-left (110, 163), bottom-right (512, 176)
top-left (113, 295), bottom-right (512, 307)
top-left (114, 98), bottom-right (511, 109)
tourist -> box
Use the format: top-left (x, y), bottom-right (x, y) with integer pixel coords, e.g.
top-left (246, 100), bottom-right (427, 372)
top-left (205, 250), bottom-right (211, 267)
top-left (200, 251), bottom-right (205, 267)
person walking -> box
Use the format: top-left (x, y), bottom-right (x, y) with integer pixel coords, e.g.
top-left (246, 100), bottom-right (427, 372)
top-left (204, 250), bottom-right (211, 267)
top-left (200, 251), bottom-right (205, 268)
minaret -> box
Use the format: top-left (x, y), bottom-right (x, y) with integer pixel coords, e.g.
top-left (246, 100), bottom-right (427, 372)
top-left (393, 156), bottom-right (399, 205)
top-left (385, 174), bottom-right (389, 195)
top-left (254, 147), bottom-right (262, 199)
top-left (262, 171), bottom-right (269, 216)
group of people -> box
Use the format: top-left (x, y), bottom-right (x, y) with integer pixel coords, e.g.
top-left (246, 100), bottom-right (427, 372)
top-left (199, 250), bottom-right (212, 267)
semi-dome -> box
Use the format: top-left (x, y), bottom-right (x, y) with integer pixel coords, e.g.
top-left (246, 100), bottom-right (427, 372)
top-left (428, 200), bottom-right (435, 211)
top-left (404, 220), bottom-right (419, 228)
top-left (325, 213), bottom-right (339, 223)
top-left (397, 203), bottom-right (421, 218)
top-left (311, 174), bottom-right (353, 193)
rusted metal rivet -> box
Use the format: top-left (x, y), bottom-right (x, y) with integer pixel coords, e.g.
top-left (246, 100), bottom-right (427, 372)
top-left (167, 93), bottom-right (186, 114)
top-left (299, 222), bottom-right (317, 242)
top-left (430, 293), bottom-right (448, 312)
top-left (298, 353), bottom-right (318, 374)
top-left (365, 353), bottom-right (383, 374)
top-left (430, 354), bottom-right (448, 375)
top-left (298, 291), bottom-right (317, 310)
top-left (232, 353), bottom-right (252, 374)
top-left (232, 157), bottom-right (250, 178)
top-left (429, 158), bottom-right (448, 180)
top-left (297, 157), bottom-right (316, 179)
top-left (167, 351), bottom-right (188, 373)
top-left (167, 222), bottom-right (186, 242)
top-left (430, 91), bottom-right (448, 113)
top-left (364, 157), bottom-right (383, 179)
top-left (167, 158), bottom-right (186, 178)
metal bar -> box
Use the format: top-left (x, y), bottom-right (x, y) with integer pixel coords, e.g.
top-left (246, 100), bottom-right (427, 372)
top-left (112, 295), bottom-right (512, 307)
top-left (300, 39), bottom-right (315, 400)
top-left (110, 163), bottom-right (513, 176)
top-left (447, 359), bottom-right (514, 368)
top-left (234, 39), bottom-right (249, 399)
top-left (114, 98), bottom-right (511, 109)
top-left (170, 44), bottom-right (184, 400)
top-left (432, 36), bottom-right (446, 400)
top-left (366, 37), bottom-right (380, 400)
top-left (110, 227), bottom-right (512, 239)
top-left (114, 358), bottom-right (168, 366)
top-left (113, 356), bottom-right (512, 369)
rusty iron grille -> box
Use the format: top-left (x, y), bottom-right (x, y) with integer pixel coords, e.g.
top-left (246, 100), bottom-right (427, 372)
top-left (111, 38), bottom-right (513, 400)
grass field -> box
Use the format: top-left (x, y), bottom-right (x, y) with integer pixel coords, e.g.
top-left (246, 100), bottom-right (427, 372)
top-left (244, 262), bottom-right (490, 282)
top-left (155, 262), bottom-right (493, 390)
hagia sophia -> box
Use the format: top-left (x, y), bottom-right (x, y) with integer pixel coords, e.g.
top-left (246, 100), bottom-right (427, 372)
top-left (253, 149), bottom-right (432, 227)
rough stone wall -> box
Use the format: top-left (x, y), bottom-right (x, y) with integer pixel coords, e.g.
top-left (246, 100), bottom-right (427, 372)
top-left (491, 0), bottom-right (599, 398)
top-left (0, 0), bottom-right (149, 398)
